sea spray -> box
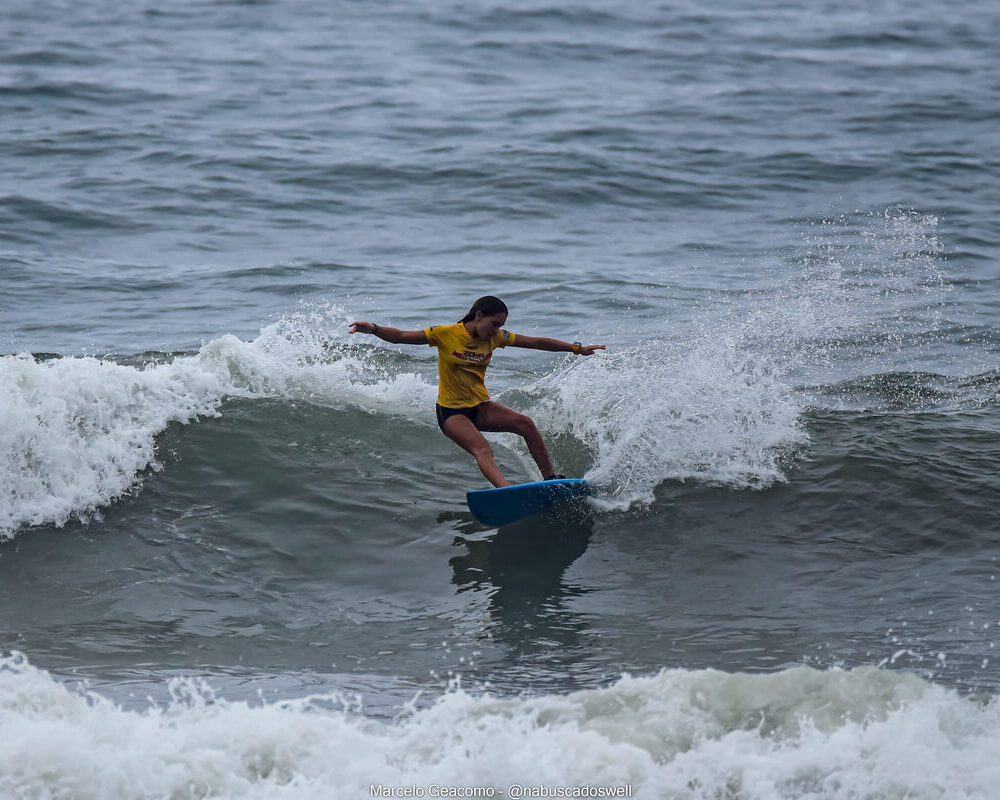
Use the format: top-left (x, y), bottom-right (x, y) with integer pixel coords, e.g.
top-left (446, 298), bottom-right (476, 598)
top-left (524, 327), bottom-right (805, 505)
top-left (780, 207), bottom-right (950, 377)
top-left (519, 208), bottom-right (952, 506)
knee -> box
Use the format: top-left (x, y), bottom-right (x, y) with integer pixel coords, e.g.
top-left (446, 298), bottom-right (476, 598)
top-left (512, 413), bottom-right (539, 437)
top-left (469, 440), bottom-right (495, 461)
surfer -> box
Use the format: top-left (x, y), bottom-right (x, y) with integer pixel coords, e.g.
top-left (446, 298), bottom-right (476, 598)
top-left (349, 296), bottom-right (605, 487)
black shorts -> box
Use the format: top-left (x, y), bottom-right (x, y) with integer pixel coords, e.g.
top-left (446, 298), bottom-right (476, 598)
top-left (436, 403), bottom-right (481, 432)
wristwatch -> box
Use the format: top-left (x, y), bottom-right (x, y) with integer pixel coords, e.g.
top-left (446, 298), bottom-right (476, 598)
top-left (572, 341), bottom-right (582, 354)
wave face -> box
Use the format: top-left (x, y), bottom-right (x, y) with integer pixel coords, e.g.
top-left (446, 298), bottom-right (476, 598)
top-left (2, 653), bottom-right (998, 800)
top-left (0, 210), bottom-right (981, 536)
top-left (0, 305), bottom-right (436, 537)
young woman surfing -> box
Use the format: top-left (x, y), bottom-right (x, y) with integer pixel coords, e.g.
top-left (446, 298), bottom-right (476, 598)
top-left (349, 296), bottom-right (605, 487)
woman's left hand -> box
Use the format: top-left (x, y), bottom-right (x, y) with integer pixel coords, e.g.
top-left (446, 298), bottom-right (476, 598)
top-left (578, 344), bottom-right (606, 356)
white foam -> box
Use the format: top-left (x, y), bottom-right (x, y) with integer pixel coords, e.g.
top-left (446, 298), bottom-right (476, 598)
top-left (526, 329), bottom-right (806, 506)
top-left (0, 304), bottom-right (435, 537)
top-left (0, 350), bottom-right (229, 535)
top-left (2, 652), bottom-right (999, 800)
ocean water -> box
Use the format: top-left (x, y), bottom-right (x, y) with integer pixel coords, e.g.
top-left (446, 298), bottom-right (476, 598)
top-left (3, 0), bottom-right (1000, 797)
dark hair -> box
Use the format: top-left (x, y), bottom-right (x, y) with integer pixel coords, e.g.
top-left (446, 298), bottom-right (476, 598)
top-left (460, 296), bottom-right (508, 323)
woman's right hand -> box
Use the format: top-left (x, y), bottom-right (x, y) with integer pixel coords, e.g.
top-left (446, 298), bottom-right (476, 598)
top-left (349, 321), bottom-right (376, 334)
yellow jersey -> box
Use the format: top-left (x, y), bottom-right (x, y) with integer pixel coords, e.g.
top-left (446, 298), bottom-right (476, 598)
top-left (424, 322), bottom-right (516, 408)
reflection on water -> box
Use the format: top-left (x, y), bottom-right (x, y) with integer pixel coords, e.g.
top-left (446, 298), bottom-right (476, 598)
top-left (450, 507), bottom-right (594, 661)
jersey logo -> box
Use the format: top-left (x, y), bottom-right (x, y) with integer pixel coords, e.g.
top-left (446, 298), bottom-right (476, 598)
top-left (453, 350), bottom-right (491, 363)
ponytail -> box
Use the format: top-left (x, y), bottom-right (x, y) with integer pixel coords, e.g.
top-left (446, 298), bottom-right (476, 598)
top-left (460, 295), bottom-right (508, 323)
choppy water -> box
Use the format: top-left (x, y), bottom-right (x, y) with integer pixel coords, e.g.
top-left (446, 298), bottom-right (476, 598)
top-left (3, 0), bottom-right (1000, 797)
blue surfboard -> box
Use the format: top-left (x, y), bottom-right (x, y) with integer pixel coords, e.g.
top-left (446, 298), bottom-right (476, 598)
top-left (466, 478), bottom-right (590, 527)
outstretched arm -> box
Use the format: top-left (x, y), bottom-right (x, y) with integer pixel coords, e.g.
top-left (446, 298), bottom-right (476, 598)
top-left (510, 334), bottom-right (606, 356)
top-left (349, 321), bottom-right (428, 345)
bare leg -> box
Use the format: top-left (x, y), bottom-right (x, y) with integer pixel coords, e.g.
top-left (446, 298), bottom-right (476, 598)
top-left (476, 401), bottom-right (555, 480)
top-left (441, 414), bottom-right (510, 487)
